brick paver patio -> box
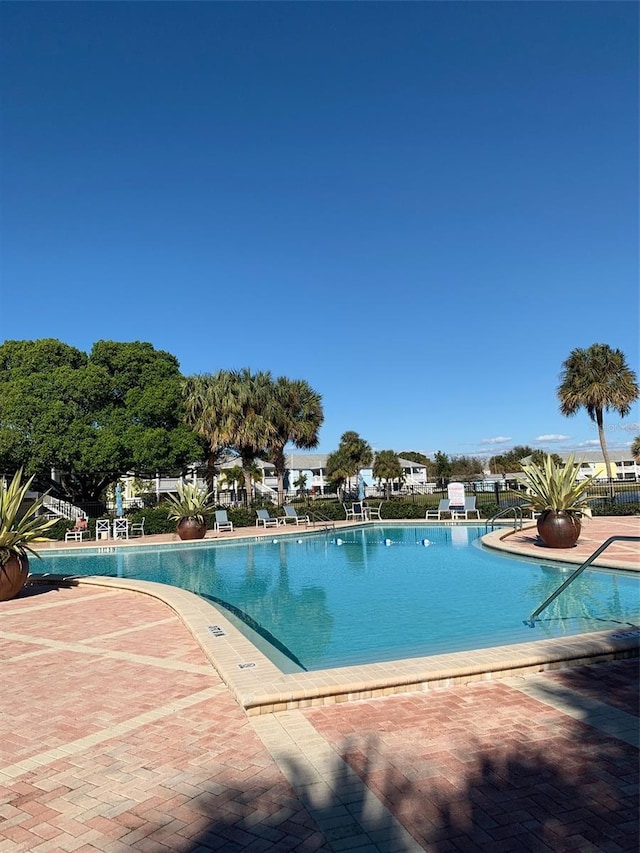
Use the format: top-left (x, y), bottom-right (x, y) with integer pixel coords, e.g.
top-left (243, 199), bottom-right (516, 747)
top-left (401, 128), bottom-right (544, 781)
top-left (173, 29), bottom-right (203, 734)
top-left (1, 574), bottom-right (638, 852)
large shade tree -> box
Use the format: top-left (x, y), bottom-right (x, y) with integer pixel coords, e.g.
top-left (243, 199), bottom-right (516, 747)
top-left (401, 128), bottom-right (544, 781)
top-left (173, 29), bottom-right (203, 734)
top-left (266, 377), bottom-right (323, 505)
top-left (0, 339), bottom-right (204, 503)
top-left (558, 343), bottom-right (639, 495)
top-left (183, 369), bottom-right (277, 507)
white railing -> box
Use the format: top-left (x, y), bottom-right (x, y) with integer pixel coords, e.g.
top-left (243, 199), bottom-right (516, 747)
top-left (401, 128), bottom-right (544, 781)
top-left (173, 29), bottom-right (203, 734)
top-left (42, 495), bottom-right (85, 520)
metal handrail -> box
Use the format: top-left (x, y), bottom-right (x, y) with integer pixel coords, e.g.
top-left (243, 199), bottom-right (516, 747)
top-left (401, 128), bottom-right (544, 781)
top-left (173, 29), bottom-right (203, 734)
top-left (485, 505), bottom-right (524, 532)
top-left (307, 509), bottom-right (336, 530)
top-left (524, 536), bottom-right (640, 627)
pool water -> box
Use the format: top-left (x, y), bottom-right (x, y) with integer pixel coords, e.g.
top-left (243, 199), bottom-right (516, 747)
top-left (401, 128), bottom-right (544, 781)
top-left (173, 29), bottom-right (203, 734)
top-left (35, 525), bottom-right (640, 672)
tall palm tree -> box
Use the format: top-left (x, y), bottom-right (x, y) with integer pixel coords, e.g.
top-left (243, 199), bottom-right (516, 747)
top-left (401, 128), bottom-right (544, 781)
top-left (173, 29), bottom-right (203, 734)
top-left (266, 377), bottom-right (323, 505)
top-left (183, 369), bottom-right (276, 507)
top-left (631, 435), bottom-right (640, 463)
top-left (327, 431), bottom-right (372, 496)
top-left (558, 344), bottom-right (639, 495)
top-left (372, 450), bottom-right (403, 499)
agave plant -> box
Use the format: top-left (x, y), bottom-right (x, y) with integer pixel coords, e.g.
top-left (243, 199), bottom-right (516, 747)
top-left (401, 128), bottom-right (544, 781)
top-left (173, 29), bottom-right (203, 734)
top-left (520, 454), bottom-right (595, 517)
top-left (521, 454), bottom-right (597, 548)
top-left (164, 481), bottom-right (215, 525)
top-left (0, 469), bottom-right (58, 567)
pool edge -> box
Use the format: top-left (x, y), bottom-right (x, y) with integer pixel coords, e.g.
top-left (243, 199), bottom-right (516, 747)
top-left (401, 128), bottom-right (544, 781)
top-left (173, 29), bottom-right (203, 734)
top-left (26, 573), bottom-right (640, 716)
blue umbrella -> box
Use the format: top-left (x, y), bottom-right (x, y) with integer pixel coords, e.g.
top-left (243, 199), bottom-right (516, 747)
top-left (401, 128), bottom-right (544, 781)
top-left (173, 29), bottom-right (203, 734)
top-left (115, 483), bottom-right (123, 517)
top-left (357, 473), bottom-right (365, 501)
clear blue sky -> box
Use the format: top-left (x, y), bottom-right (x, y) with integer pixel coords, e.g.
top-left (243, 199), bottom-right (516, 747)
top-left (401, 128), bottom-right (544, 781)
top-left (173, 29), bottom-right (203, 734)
top-left (1, 2), bottom-right (638, 459)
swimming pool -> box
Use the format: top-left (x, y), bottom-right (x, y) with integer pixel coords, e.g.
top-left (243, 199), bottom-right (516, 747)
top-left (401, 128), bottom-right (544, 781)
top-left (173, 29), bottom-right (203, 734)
top-left (35, 525), bottom-right (639, 672)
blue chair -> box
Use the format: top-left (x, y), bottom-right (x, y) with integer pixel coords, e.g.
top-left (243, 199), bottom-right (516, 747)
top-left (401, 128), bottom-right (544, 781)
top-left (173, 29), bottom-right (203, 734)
top-left (214, 510), bottom-right (233, 533)
top-left (282, 506), bottom-right (309, 525)
top-left (255, 509), bottom-right (280, 528)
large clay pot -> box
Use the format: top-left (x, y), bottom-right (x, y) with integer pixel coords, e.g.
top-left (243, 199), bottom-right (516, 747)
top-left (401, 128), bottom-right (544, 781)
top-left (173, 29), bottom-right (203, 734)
top-left (0, 553), bottom-right (30, 602)
top-left (177, 518), bottom-right (207, 540)
top-left (536, 510), bottom-right (581, 548)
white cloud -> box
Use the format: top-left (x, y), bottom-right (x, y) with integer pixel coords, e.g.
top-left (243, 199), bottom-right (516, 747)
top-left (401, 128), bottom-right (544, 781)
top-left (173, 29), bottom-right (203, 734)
top-left (480, 436), bottom-right (512, 445)
top-left (577, 440), bottom-right (600, 447)
top-left (534, 434), bottom-right (571, 442)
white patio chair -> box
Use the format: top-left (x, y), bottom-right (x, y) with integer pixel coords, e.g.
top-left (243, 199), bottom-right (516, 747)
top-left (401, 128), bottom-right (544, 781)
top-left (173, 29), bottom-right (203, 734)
top-left (95, 519), bottom-right (111, 540)
top-left (113, 518), bottom-right (129, 540)
top-left (365, 502), bottom-right (382, 520)
top-left (129, 517), bottom-right (145, 537)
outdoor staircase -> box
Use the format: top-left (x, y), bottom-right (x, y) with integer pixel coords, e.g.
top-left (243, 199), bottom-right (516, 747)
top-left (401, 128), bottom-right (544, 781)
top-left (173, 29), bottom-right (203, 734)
top-left (42, 495), bottom-right (86, 520)
top-left (254, 481), bottom-right (279, 501)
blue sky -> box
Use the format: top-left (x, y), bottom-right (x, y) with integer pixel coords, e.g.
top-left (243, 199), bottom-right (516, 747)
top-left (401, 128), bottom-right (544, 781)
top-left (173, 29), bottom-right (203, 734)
top-left (1, 2), bottom-right (638, 459)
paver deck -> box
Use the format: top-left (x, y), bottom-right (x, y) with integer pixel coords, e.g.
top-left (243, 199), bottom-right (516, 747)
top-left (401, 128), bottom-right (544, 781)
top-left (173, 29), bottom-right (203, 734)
top-left (1, 517), bottom-right (638, 851)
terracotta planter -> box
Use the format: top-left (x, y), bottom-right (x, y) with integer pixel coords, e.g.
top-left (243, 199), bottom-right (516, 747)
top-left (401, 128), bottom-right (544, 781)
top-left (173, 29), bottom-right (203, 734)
top-left (0, 553), bottom-right (30, 602)
top-left (176, 518), bottom-right (207, 540)
top-left (536, 510), bottom-right (581, 549)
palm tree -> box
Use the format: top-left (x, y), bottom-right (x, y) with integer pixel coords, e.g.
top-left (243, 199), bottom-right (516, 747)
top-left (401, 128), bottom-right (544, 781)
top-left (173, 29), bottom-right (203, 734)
top-left (558, 344), bottom-right (639, 496)
top-left (327, 431), bottom-right (372, 497)
top-left (266, 377), bottom-right (323, 505)
top-left (183, 369), bottom-right (276, 507)
top-left (372, 450), bottom-right (403, 499)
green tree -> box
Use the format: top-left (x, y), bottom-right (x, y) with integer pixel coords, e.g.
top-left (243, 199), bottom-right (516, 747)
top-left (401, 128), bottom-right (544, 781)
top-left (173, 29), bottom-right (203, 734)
top-left (326, 431), bottom-right (372, 497)
top-left (293, 472), bottom-right (308, 497)
top-left (433, 451), bottom-right (451, 487)
top-left (558, 344), bottom-right (639, 494)
top-left (266, 377), bottom-right (323, 505)
top-left (631, 435), bottom-right (640, 462)
top-left (530, 450), bottom-right (563, 468)
top-left (449, 455), bottom-right (484, 482)
top-left (372, 450), bottom-right (403, 499)
top-left (0, 339), bottom-right (203, 503)
top-left (488, 446), bottom-right (535, 474)
top-left (183, 369), bottom-right (276, 507)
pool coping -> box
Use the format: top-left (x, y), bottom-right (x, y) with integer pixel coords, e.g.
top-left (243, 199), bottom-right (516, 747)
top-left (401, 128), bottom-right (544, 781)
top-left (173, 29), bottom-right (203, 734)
top-left (28, 522), bottom-right (640, 715)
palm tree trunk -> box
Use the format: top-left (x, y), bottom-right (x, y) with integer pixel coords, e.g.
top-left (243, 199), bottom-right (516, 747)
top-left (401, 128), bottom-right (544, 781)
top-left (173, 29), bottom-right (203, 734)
top-left (596, 408), bottom-right (615, 498)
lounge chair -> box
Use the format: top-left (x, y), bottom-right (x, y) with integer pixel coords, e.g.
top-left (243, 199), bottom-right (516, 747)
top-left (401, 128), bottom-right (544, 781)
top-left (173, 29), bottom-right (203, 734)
top-left (129, 517), bottom-right (145, 537)
top-left (214, 510), bottom-right (233, 533)
top-left (461, 497), bottom-right (480, 519)
top-left (65, 517), bottom-right (88, 542)
top-left (425, 499), bottom-right (451, 520)
top-left (281, 506), bottom-right (309, 525)
top-left (255, 508), bottom-right (280, 528)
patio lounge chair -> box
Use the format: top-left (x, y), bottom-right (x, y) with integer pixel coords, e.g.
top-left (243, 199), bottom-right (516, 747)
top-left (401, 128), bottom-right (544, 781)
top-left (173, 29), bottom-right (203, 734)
top-left (281, 506), bottom-right (309, 525)
top-left (460, 497), bottom-right (480, 519)
top-left (214, 510), bottom-right (233, 533)
top-left (425, 499), bottom-right (451, 520)
top-left (255, 508), bottom-right (280, 528)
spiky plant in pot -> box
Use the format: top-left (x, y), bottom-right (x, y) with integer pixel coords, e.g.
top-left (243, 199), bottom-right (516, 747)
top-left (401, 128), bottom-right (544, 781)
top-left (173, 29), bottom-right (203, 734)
top-left (521, 454), bottom-right (595, 548)
top-left (0, 470), bottom-right (58, 601)
top-left (165, 481), bottom-right (216, 540)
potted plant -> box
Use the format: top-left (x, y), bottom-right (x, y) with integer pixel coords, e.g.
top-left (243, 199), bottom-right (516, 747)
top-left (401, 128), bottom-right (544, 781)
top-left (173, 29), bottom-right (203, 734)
top-left (165, 481), bottom-right (216, 540)
top-left (521, 454), bottom-right (595, 548)
top-left (0, 470), bottom-right (59, 601)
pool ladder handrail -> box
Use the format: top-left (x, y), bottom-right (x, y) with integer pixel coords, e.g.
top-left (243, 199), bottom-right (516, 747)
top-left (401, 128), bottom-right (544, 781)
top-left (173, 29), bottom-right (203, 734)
top-left (307, 509), bottom-right (336, 531)
top-left (485, 505), bottom-right (524, 532)
top-left (524, 535), bottom-right (640, 628)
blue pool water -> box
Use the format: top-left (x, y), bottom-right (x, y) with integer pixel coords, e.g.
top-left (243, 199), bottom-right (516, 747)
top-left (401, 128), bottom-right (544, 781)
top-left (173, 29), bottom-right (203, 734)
top-left (34, 525), bottom-right (639, 672)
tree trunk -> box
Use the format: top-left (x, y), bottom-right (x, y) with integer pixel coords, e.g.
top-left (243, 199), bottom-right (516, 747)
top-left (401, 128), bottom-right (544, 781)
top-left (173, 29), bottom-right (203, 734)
top-left (596, 408), bottom-right (615, 498)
